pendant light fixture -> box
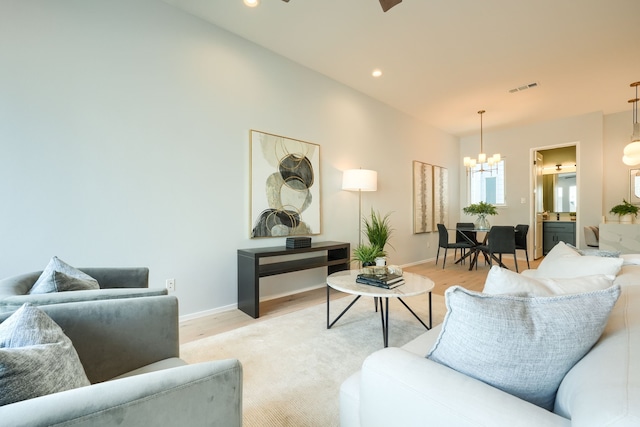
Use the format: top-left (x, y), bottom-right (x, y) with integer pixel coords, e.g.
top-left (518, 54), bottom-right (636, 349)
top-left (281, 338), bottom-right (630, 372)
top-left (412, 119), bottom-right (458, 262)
top-left (463, 110), bottom-right (501, 173)
top-left (623, 81), bottom-right (640, 166)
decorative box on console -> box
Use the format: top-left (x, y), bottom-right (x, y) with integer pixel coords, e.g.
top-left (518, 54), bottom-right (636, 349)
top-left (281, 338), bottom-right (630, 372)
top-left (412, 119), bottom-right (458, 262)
top-left (286, 237), bottom-right (312, 249)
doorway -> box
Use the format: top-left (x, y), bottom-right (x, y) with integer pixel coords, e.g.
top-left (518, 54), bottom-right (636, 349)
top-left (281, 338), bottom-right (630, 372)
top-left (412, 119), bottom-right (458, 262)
top-left (532, 144), bottom-right (578, 259)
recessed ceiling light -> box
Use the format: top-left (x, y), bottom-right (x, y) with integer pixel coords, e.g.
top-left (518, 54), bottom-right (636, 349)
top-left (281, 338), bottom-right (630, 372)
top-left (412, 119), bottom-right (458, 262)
top-left (372, 69), bottom-right (382, 78)
top-left (244, 0), bottom-right (259, 7)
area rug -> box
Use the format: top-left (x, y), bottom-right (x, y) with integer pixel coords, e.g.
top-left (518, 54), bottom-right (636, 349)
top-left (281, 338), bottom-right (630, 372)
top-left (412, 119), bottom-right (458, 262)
top-left (180, 293), bottom-right (446, 427)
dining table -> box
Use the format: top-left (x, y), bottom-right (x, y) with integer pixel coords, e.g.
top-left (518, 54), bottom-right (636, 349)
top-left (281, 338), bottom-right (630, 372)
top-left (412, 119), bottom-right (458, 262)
top-left (454, 225), bottom-right (519, 271)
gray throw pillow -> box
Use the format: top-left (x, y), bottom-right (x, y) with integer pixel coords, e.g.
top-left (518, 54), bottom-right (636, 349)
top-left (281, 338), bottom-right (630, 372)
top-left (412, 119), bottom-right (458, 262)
top-left (0, 303), bottom-right (91, 406)
top-left (427, 285), bottom-right (621, 410)
top-left (28, 256), bottom-right (99, 294)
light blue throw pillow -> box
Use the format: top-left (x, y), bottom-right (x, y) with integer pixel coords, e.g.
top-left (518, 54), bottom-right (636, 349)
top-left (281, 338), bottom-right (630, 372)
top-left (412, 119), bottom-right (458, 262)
top-left (0, 303), bottom-right (90, 406)
top-left (427, 285), bottom-right (621, 410)
top-left (28, 256), bottom-right (99, 294)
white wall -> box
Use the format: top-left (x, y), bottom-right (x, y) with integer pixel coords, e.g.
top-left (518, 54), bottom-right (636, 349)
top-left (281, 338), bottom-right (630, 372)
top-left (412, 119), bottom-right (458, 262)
top-left (0, 0), bottom-right (458, 317)
top-left (604, 111), bottom-right (634, 216)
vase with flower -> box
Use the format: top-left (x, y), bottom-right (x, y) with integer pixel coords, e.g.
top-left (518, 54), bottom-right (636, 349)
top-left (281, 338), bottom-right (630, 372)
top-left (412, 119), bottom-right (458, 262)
top-left (463, 201), bottom-right (498, 230)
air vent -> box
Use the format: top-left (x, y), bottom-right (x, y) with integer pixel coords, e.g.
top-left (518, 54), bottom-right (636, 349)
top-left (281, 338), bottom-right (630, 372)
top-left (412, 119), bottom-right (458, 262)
top-left (508, 82), bottom-right (539, 93)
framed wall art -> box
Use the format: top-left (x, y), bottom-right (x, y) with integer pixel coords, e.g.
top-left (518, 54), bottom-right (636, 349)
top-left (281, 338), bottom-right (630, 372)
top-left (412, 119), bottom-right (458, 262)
top-left (413, 160), bottom-right (448, 233)
top-left (413, 161), bottom-right (434, 233)
top-left (250, 130), bottom-right (321, 238)
top-left (433, 165), bottom-right (449, 227)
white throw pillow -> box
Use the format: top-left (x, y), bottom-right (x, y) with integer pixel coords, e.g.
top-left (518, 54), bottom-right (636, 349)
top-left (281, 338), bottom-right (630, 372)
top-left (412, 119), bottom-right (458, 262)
top-left (0, 304), bottom-right (91, 406)
top-left (28, 256), bottom-right (99, 294)
top-left (483, 266), bottom-right (614, 296)
top-left (427, 285), bottom-right (621, 411)
top-left (535, 242), bottom-right (623, 279)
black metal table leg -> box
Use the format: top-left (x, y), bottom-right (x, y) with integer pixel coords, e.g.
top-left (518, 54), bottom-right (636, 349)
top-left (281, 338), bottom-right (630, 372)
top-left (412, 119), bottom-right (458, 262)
top-left (327, 284), bottom-right (362, 329)
top-left (397, 296), bottom-right (431, 330)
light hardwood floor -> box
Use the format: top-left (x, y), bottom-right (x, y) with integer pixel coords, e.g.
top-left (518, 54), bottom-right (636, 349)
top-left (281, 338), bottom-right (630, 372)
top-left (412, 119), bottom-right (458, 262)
top-left (179, 253), bottom-right (541, 345)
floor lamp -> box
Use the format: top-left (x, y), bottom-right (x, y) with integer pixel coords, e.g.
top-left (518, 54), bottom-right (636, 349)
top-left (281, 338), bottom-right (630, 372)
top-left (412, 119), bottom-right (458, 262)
top-left (342, 169), bottom-right (378, 246)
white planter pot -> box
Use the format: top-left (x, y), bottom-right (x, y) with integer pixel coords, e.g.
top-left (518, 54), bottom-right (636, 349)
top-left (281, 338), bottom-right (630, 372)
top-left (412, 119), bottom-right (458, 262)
top-left (619, 214), bottom-right (634, 224)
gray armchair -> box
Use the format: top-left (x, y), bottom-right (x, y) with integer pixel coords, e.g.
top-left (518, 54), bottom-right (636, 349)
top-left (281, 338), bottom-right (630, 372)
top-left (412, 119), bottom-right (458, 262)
top-left (0, 267), bottom-right (167, 312)
top-left (0, 296), bottom-right (243, 427)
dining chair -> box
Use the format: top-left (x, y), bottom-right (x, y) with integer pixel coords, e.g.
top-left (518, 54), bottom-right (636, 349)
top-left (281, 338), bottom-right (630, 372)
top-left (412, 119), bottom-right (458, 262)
top-left (436, 223), bottom-right (475, 269)
top-left (455, 222), bottom-right (477, 264)
top-left (476, 225), bottom-right (519, 272)
top-left (515, 224), bottom-right (530, 269)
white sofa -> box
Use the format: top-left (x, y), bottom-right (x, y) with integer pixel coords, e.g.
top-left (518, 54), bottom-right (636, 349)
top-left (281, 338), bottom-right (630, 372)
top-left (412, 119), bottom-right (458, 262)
top-left (340, 257), bottom-right (640, 426)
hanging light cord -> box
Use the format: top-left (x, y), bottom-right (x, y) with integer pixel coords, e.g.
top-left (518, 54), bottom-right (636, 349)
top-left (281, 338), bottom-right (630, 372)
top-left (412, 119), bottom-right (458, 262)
top-left (633, 82), bottom-right (639, 127)
top-left (479, 110), bottom-right (484, 153)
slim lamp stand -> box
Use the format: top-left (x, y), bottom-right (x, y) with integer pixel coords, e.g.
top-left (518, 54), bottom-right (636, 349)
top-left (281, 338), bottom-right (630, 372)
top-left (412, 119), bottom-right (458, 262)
top-left (342, 169), bottom-right (378, 251)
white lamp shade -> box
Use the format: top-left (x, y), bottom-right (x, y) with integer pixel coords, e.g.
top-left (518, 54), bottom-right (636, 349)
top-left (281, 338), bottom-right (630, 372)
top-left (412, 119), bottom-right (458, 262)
top-left (342, 169), bottom-right (377, 191)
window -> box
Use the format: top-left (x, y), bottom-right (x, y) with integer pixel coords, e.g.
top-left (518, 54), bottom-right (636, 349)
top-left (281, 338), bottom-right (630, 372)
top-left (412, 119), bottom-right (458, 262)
top-left (469, 160), bottom-right (506, 205)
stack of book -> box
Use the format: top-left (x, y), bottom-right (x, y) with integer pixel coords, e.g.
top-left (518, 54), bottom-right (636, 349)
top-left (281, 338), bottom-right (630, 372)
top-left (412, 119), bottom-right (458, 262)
top-left (356, 273), bottom-right (405, 289)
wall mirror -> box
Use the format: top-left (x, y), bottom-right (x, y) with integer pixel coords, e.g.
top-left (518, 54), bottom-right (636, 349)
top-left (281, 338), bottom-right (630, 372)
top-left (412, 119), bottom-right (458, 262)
top-left (630, 169), bottom-right (640, 204)
top-left (538, 145), bottom-right (577, 213)
top-left (543, 172), bottom-right (576, 212)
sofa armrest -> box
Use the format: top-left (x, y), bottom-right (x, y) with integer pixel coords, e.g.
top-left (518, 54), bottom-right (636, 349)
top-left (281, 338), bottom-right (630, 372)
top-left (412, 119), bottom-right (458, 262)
top-left (359, 347), bottom-right (570, 427)
top-left (0, 359), bottom-right (243, 427)
top-left (0, 296), bottom-right (179, 383)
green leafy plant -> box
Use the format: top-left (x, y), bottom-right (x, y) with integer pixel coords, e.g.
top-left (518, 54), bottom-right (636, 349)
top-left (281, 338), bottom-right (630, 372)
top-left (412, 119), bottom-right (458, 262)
top-left (363, 208), bottom-right (394, 256)
top-left (462, 201), bottom-right (498, 216)
top-left (352, 244), bottom-right (384, 266)
top-left (609, 199), bottom-right (639, 217)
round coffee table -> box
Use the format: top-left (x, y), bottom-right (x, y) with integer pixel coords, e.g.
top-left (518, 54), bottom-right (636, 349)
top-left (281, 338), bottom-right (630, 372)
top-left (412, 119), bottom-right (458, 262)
top-left (326, 270), bottom-right (434, 347)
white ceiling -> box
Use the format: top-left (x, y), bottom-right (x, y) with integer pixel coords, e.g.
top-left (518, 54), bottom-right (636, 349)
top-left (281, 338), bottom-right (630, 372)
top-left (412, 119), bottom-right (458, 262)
top-left (164, 0), bottom-right (640, 136)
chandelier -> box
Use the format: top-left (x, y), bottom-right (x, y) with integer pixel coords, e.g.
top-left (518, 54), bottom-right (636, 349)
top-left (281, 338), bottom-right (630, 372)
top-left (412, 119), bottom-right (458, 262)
top-left (463, 110), bottom-right (501, 173)
top-left (622, 81), bottom-right (640, 166)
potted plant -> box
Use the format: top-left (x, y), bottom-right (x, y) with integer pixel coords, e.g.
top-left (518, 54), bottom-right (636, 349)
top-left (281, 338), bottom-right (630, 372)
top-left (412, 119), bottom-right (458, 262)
top-left (462, 201), bottom-right (498, 230)
top-left (352, 244), bottom-right (385, 272)
top-left (609, 199), bottom-right (639, 224)
top-left (362, 208), bottom-right (394, 257)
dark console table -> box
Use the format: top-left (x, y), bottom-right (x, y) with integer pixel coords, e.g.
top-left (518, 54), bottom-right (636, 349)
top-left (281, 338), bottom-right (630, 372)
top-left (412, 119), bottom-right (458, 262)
top-left (237, 241), bottom-right (350, 318)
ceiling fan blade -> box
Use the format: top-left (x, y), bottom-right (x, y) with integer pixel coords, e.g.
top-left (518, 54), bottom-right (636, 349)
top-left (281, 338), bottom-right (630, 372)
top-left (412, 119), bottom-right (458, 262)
top-left (379, 0), bottom-right (402, 12)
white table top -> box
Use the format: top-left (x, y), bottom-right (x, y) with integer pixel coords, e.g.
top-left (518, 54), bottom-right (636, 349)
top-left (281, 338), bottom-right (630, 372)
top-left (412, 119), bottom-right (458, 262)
top-left (327, 270), bottom-right (434, 298)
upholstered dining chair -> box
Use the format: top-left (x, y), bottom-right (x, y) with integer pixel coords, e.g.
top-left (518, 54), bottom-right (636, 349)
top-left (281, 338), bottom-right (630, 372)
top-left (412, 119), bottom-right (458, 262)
top-left (436, 223), bottom-right (475, 269)
top-left (455, 222), bottom-right (477, 264)
top-left (515, 224), bottom-right (530, 269)
top-left (476, 225), bottom-right (519, 272)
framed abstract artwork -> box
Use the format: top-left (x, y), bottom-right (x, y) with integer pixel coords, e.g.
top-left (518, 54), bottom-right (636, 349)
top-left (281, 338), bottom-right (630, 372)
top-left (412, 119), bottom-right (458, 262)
top-left (413, 161), bottom-right (433, 233)
top-left (250, 130), bottom-right (321, 238)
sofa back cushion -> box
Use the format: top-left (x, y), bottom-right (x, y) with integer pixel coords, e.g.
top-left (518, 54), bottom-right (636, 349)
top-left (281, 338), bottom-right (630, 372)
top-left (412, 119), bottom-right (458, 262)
top-left (554, 285), bottom-right (640, 425)
top-left (483, 266), bottom-right (614, 296)
top-left (535, 242), bottom-right (623, 279)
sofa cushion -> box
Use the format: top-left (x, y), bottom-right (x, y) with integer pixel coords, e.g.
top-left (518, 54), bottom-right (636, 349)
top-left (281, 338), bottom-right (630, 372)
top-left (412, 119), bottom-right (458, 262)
top-left (535, 242), bottom-right (623, 279)
top-left (29, 256), bottom-right (99, 294)
top-left (0, 303), bottom-right (90, 406)
top-left (427, 285), bottom-right (621, 411)
top-left (483, 266), bottom-right (614, 296)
